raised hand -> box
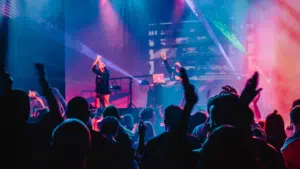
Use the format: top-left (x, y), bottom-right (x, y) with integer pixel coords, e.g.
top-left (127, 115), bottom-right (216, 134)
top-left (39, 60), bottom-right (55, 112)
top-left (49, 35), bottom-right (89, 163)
top-left (138, 120), bottom-right (147, 137)
top-left (92, 55), bottom-right (102, 68)
top-left (35, 63), bottom-right (46, 79)
top-left (220, 85), bottom-right (238, 96)
top-left (160, 52), bottom-right (167, 60)
top-left (96, 55), bottom-right (102, 62)
top-left (239, 72), bottom-right (262, 106)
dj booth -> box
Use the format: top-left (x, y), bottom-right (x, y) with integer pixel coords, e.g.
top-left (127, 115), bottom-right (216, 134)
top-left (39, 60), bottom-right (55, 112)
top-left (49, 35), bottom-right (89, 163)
top-left (147, 81), bottom-right (184, 108)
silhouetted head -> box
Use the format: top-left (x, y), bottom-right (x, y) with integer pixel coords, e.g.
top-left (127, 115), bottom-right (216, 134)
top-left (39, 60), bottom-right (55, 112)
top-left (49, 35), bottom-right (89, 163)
top-left (265, 111), bottom-right (286, 138)
top-left (209, 94), bottom-right (253, 131)
top-left (188, 111), bottom-right (208, 134)
top-left (292, 99), bottom-right (300, 109)
top-left (51, 119), bottom-right (91, 169)
top-left (103, 105), bottom-right (120, 120)
top-left (207, 95), bottom-right (220, 114)
top-left (139, 107), bottom-right (156, 124)
top-left (1, 71), bottom-right (13, 93)
top-left (4, 89), bottom-right (30, 126)
top-left (290, 106), bottom-right (300, 130)
top-left (164, 105), bottom-right (182, 131)
top-left (201, 125), bottom-right (256, 169)
top-left (121, 114), bottom-right (134, 130)
top-left (100, 116), bottom-right (119, 141)
top-left (67, 97), bottom-right (89, 124)
top-left (265, 110), bottom-right (287, 150)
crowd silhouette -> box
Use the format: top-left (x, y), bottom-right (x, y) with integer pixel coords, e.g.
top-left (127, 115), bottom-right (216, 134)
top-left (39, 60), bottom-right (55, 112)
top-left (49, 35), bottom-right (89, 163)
top-left (1, 14), bottom-right (300, 169)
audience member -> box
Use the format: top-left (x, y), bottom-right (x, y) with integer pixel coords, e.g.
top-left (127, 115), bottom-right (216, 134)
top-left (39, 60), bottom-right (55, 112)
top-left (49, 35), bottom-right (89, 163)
top-left (291, 99), bottom-right (300, 109)
top-left (192, 122), bottom-right (209, 144)
top-left (196, 72), bottom-right (286, 169)
top-left (282, 106), bottom-right (300, 169)
top-left (139, 108), bottom-right (156, 125)
top-left (144, 105), bottom-right (201, 169)
top-left (28, 90), bottom-right (49, 123)
top-left (66, 96), bottom-right (91, 127)
top-left (286, 125), bottom-right (294, 138)
top-left (133, 121), bottom-right (156, 150)
top-left (102, 105), bottom-right (134, 140)
top-left (265, 110), bottom-right (287, 151)
top-left (122, 114), bottom-right (136, 131)
top-left (199, 125), bottom-right (257, 169)
top-left (88, 116), bottom-right (134, 169)
top-left (188, 111), bottom-right (207, 134)
top-left (50, 119), bottom-right (91, 169)
top-left (143, 68), bottom-right (201, 169)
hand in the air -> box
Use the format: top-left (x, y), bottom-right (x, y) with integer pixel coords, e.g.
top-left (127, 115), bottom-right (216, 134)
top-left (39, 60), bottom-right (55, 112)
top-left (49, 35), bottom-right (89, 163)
top-left (220, 85), bottom-right (238, 96)
top-left (138, 120), bottom-right (147, 137)
top-left (96, 55), bottom-right (102, 61)
top-left (160, 52), bottom-right (167, 60)
top-left (239, 72), bottom-right (262, 106)
top-left (35, 63), bottom-right (46, 78)
top-left (180, 68), bottom-right (198, 105)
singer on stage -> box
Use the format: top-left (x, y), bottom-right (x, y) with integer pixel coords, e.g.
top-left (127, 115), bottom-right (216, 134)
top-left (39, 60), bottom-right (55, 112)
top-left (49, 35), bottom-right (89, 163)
top-left (92, 55), bottom-right (110, 108)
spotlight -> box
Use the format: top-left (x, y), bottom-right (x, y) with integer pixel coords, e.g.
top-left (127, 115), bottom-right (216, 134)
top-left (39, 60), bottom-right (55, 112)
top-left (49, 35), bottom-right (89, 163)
top-left (138, 79), bottom-right (150, 86)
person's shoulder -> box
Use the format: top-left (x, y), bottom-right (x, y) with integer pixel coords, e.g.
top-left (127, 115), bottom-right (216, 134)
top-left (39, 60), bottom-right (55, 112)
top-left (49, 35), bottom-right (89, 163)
top-left (282, 137), bottom-right (300, 152)
top-left (253, 137), bottom-right (280, 158)
top-left (253, 137), bottom-right (276, 150)
top-left (147, 132), bottom-right (169, 145)
top-left (282, 132), bottom-right (300, 150)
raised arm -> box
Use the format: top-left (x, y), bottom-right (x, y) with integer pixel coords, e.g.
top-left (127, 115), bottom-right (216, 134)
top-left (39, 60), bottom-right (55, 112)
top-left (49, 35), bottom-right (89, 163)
top-left (169, 68), bottom-right (198, 142)
top-left (137, 120), bottom-right (147, 155)
top-left (252, 92), bottom-right (262, 121)
top-left (160, 52), bottom-right (173, 76)
top-left (178, 68), bottom-right (198, 136)
top-left (35, 63), bottom-right (63, 127)
top-left (51, 87), bottom-right (68, 115)
top-left (91, 55), bottom-right (101, 68)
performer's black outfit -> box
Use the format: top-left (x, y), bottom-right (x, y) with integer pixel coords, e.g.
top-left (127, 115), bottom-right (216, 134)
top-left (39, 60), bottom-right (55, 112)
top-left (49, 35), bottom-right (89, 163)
top-left (163, 60), bottom-right (180, 81)
top-left (92, 65), bottom-right (110, 108)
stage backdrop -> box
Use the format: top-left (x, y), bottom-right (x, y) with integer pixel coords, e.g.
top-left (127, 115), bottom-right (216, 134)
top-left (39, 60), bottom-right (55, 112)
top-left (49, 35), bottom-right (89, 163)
top-left (64, 0), bottom-right (241, 109)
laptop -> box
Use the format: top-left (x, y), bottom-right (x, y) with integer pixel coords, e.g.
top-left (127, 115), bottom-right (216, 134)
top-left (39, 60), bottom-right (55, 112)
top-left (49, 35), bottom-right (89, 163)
top-left (153, 74), bottom-right (165, 84)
